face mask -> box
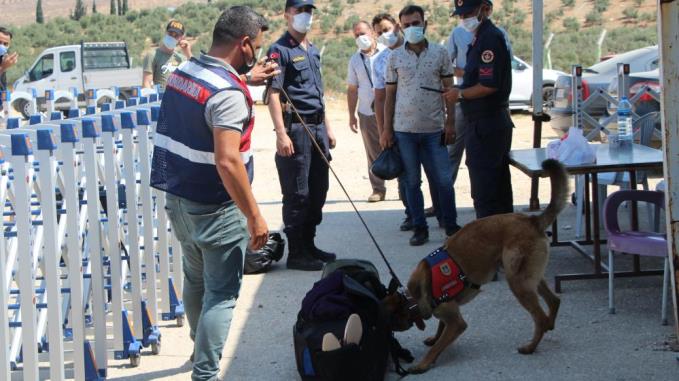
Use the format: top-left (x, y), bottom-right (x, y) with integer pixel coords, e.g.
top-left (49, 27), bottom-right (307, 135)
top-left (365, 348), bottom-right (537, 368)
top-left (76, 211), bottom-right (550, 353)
top-left (163, 35), bottom-right (178, 50)
top-left (378, 31), bottom-right (398, 48)
top-left (404, 26), bottom-right (425, 44)
top-left (461, 8), bottom-right (482, 32)
top-left (355, 35), bottom-right (372, 51)
top-left (0, 45), bottom-right (7, 57)
top-left (237, 40), bottom-right (257, 75)
top-left (292, 12), bottom-right (313, 34)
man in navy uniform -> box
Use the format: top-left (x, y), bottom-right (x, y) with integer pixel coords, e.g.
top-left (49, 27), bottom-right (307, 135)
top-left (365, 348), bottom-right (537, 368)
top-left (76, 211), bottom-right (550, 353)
top-left (267, 0), bottom-right (337, 271)
top-left (444, 0), bottom-right (513, 218)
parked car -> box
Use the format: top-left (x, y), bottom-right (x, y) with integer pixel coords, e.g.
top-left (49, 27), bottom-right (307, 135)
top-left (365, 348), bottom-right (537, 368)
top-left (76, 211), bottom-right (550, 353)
top-left (509, 56), bottom-right (566, 111)
top-left (549, 45), bottom-right (659, 137)
top-left (12, 42), bottom-right (143, 117)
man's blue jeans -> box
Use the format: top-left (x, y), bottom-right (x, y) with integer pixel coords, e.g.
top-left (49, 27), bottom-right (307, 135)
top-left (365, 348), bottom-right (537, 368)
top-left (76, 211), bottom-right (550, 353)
top-left (395, 131), bottom-right (457, 230)
top-left (165, 194), bottom-right (248, 381)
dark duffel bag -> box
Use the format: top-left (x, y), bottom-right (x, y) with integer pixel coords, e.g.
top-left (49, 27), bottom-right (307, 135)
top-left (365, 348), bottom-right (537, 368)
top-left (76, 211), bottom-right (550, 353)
top-left (293, 259), bottom-right (412, 380)
top-left (244, 232), bottom-right (285, 275)
top-left (371, 146), bottom-right (403, 180)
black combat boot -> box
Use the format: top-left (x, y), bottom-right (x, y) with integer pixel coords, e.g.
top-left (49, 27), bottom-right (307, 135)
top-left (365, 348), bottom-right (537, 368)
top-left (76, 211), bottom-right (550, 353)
top-left (286, 231), bottom-right (324, 271)
top-left (303, 226), bottom-right (336, 263)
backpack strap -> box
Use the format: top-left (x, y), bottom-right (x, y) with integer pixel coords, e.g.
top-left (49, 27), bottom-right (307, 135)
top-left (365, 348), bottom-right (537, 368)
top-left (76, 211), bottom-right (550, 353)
top-left (389, 334), bottom-right (413, 376)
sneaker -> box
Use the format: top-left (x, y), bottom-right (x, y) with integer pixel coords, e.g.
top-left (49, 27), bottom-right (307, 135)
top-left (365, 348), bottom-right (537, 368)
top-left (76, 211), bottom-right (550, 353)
top-left (409, 227), bottom-right (429, 246)
top-left (445, 224), bottom-right (462, 237)
top-left (322, 333), bottom-right (342, 351)
top-left (343, 314), bottom-right (362, 345)
top-left (367, 192), bottom-right (386, 203)
top-left (424, 207), bottom-right (436, 218)
top-left (400, 217), bottom-right (413, 231)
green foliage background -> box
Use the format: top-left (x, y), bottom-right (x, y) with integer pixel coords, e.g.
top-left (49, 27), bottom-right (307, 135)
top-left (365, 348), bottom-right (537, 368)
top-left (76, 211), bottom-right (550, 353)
top-left (4, 0), bottom-right (657, 93)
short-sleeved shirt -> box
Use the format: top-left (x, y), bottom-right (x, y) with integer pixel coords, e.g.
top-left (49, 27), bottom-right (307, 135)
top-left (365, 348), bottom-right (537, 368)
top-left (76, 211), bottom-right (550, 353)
top-left (143, 48), bottom-right (186, 89)
top-left (385, 41), bottom-right (454, 133)
top-left (347, 49), bottom-right (379, 116)
top-left (267, 32), bottom-right (324, 115)
top-left (460, 19), bottom-right (512, 116)
top-left (196, 53), bottom-right (251, 132)
top-left (446, 26), bottom-right (474, 73)
top-left (372, 47), bottom-right (393, 90)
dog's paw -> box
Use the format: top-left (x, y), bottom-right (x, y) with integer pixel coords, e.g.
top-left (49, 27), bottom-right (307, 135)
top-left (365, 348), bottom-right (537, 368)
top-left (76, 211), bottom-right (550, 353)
top-left (408, 363), bottom-right (432, 374)
top-left (517, 345), bottom-right (536, 355)
top-left (423, 337), bottom-right (437, 347)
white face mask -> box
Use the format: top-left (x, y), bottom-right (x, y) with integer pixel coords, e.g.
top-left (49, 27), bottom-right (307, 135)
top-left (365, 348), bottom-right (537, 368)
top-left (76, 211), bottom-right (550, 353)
top-left (163, 35), bottom-right (178, 49)
top-left (377, 30), bottom-right (398, 48)
top-left (292, 12), bottom-right (313, 34)
top-left (461, 8), bottom-right (482, 32)
top-left (355, 35), bottom-right (373, 51)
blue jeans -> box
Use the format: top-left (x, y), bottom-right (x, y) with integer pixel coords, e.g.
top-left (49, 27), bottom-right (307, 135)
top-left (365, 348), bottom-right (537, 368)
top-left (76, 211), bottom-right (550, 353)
top-left (395, 131), bottom-right (457, 230)
top-left (165, 194), bottom-right (248, 381)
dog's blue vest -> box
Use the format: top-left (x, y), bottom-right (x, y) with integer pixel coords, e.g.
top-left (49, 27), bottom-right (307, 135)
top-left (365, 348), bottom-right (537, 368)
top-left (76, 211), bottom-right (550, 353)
top-left (150, 58), bottom-right (254, 204)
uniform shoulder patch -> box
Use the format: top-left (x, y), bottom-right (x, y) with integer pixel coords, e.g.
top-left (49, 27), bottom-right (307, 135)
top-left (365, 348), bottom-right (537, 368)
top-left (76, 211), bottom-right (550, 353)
top-left (292, 55), bottom-right (306, 63)
top-left (481, 50), bottom-right (494, 63)
top-left (457, 0), bottom-right (463, 6)
top-left (269, 52), bottom-right (280, 60)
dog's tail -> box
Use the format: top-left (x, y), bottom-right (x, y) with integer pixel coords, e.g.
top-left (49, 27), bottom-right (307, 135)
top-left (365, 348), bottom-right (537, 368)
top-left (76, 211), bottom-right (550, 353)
top-left (535, 159), bottom-right (569, 231)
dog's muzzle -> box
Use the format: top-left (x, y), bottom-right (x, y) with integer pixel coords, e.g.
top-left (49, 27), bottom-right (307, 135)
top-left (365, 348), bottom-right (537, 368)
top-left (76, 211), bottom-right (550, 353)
top-left (398, 287), bottom-right (426, 330)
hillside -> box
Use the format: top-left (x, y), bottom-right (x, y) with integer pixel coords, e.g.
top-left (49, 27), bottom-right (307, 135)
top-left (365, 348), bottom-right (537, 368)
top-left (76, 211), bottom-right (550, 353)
top-left (0, 0), bottom-right (659, 93)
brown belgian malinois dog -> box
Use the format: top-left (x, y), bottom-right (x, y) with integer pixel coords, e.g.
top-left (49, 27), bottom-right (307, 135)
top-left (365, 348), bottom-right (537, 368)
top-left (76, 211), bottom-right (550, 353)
top-left (383, 159), bottom-right (568, 374)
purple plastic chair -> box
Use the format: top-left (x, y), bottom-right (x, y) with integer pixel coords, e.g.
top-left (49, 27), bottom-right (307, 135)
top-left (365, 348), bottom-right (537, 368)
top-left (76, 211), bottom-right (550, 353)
top-left (603, 190), bottom-right (670, 324)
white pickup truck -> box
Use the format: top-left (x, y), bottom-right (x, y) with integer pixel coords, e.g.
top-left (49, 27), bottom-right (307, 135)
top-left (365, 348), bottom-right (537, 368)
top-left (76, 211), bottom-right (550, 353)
top-left (11, 42), bottom-right (142, 117)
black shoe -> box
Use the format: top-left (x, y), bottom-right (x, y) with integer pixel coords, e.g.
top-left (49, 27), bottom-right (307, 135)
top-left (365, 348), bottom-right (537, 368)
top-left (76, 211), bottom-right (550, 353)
top-left (400, 217), bottom-right (413, 231)
top-left (424, 207), bottom-right (436, 218)
top-left (287, 253), bottom-right (324, 271)
top-left (310, 247), bottom-right (336, 263)
top-left (445, 224), bottom-right (462, 237)
top-left (409, 227), bottom-right (429, 246)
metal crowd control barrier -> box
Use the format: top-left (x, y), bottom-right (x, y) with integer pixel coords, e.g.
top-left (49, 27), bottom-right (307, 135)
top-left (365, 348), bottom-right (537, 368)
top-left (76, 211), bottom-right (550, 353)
top-left (1, 87), bottom-right (185, 380)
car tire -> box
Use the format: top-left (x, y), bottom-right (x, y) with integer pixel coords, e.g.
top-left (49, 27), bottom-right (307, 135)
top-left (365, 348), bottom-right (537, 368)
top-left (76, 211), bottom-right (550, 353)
top-left (542, 85), bottom-right (555, 110)
top-left (15, 99), bottom-right (32, 119)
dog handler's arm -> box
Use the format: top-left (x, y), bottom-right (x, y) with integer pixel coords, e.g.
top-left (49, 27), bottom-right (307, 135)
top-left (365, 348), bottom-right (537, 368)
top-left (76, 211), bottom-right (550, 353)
top-left (267, 90), bottom-right (295, 157)
top-left (214, 129), bottom-right (269, 250)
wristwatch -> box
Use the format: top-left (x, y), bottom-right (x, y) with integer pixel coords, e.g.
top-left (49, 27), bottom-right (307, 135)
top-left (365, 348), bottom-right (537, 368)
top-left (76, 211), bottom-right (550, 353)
top-left (245, 71), bottom-right (253, 84)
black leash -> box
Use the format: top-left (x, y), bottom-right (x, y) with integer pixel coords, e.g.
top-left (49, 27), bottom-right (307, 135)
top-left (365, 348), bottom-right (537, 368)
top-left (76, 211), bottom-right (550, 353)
top-left (272, 86), bottom-right (405, 288)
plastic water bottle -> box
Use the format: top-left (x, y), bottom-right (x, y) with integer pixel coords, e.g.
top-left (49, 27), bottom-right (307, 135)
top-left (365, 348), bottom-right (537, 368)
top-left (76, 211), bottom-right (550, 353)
top-left (616, 96), bottom-right (633, 149)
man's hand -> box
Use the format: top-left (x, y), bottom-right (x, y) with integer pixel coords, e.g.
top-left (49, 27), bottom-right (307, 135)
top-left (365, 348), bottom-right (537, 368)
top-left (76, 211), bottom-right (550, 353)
top-left (327, 126), bottom-right (337, 149)
top-left (0, 52), bottom-right (18, 72)
top-left (444, 124), bottom-right (456, 145)
top-left (442, 87), bottom-right (460, 103)
top-left (178, 39), bottom-right (192, 58)
top-left (247, 214), bottom-right (269, 250)
top-left (276, 133), bottom-right (295, 157)
top-left (247, 58), bottom-right (280, 86)
top-left (379, 129), bottom-right (393, 149)
top-left (349, 114), bottom-right (358, 133)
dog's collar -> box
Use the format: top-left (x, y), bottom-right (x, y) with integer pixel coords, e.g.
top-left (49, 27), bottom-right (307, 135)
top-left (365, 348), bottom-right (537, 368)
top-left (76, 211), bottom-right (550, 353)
top-left (397, 286), bottom-right (426, 330)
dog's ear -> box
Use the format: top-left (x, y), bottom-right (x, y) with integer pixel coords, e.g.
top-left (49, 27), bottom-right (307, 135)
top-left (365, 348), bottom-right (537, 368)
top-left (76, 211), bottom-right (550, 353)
top-left (387, 278), bottom-right (400, 294)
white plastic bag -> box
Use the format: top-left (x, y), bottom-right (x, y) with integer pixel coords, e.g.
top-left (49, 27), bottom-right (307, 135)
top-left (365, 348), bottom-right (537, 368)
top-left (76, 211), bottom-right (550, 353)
top-left (547, 127), bottom-right (596, 165)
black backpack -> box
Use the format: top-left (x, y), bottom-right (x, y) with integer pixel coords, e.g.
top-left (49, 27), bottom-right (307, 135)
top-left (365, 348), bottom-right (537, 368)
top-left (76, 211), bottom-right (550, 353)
top-left (244, 232), bottom-right (285, 275)
top-left (293, 259), bottom-right (412, 380)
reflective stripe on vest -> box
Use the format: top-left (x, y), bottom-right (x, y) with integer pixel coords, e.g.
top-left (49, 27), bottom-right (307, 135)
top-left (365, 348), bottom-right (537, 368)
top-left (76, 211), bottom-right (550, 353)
top-left (150, 58), bottom-right (254, 205)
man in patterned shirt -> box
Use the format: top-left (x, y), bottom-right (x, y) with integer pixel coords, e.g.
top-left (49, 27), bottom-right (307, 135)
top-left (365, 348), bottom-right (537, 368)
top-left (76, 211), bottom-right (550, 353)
top-left (381, 5), bottom-right (461, 246)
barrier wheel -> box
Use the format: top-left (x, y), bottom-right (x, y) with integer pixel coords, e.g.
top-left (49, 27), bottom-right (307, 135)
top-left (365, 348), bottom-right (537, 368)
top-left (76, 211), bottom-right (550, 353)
top-left (152, 341), bottom-right (161, 355)
top-left (176, 315), bottom-right (185, 327)
top-left (130, 354), bottom-right (141, 367)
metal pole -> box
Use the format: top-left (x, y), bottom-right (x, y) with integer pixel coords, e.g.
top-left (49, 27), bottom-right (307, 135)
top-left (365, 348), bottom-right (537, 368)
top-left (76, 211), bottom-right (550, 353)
top-left (596, 29), bottom-right (607, 63)
top-left (658, 0), bottom-right (679, 342)
top-left (529, 0), bottom-right (546, 211)
top-left (545, 32), bottom-right (554, 70)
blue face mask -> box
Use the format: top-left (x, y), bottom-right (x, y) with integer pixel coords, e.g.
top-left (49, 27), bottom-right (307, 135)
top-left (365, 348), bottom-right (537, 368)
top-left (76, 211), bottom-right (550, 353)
top-left (0, 45), bottom-right (7, 57)
top-left (404, 26), bottom-right (425, 44)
